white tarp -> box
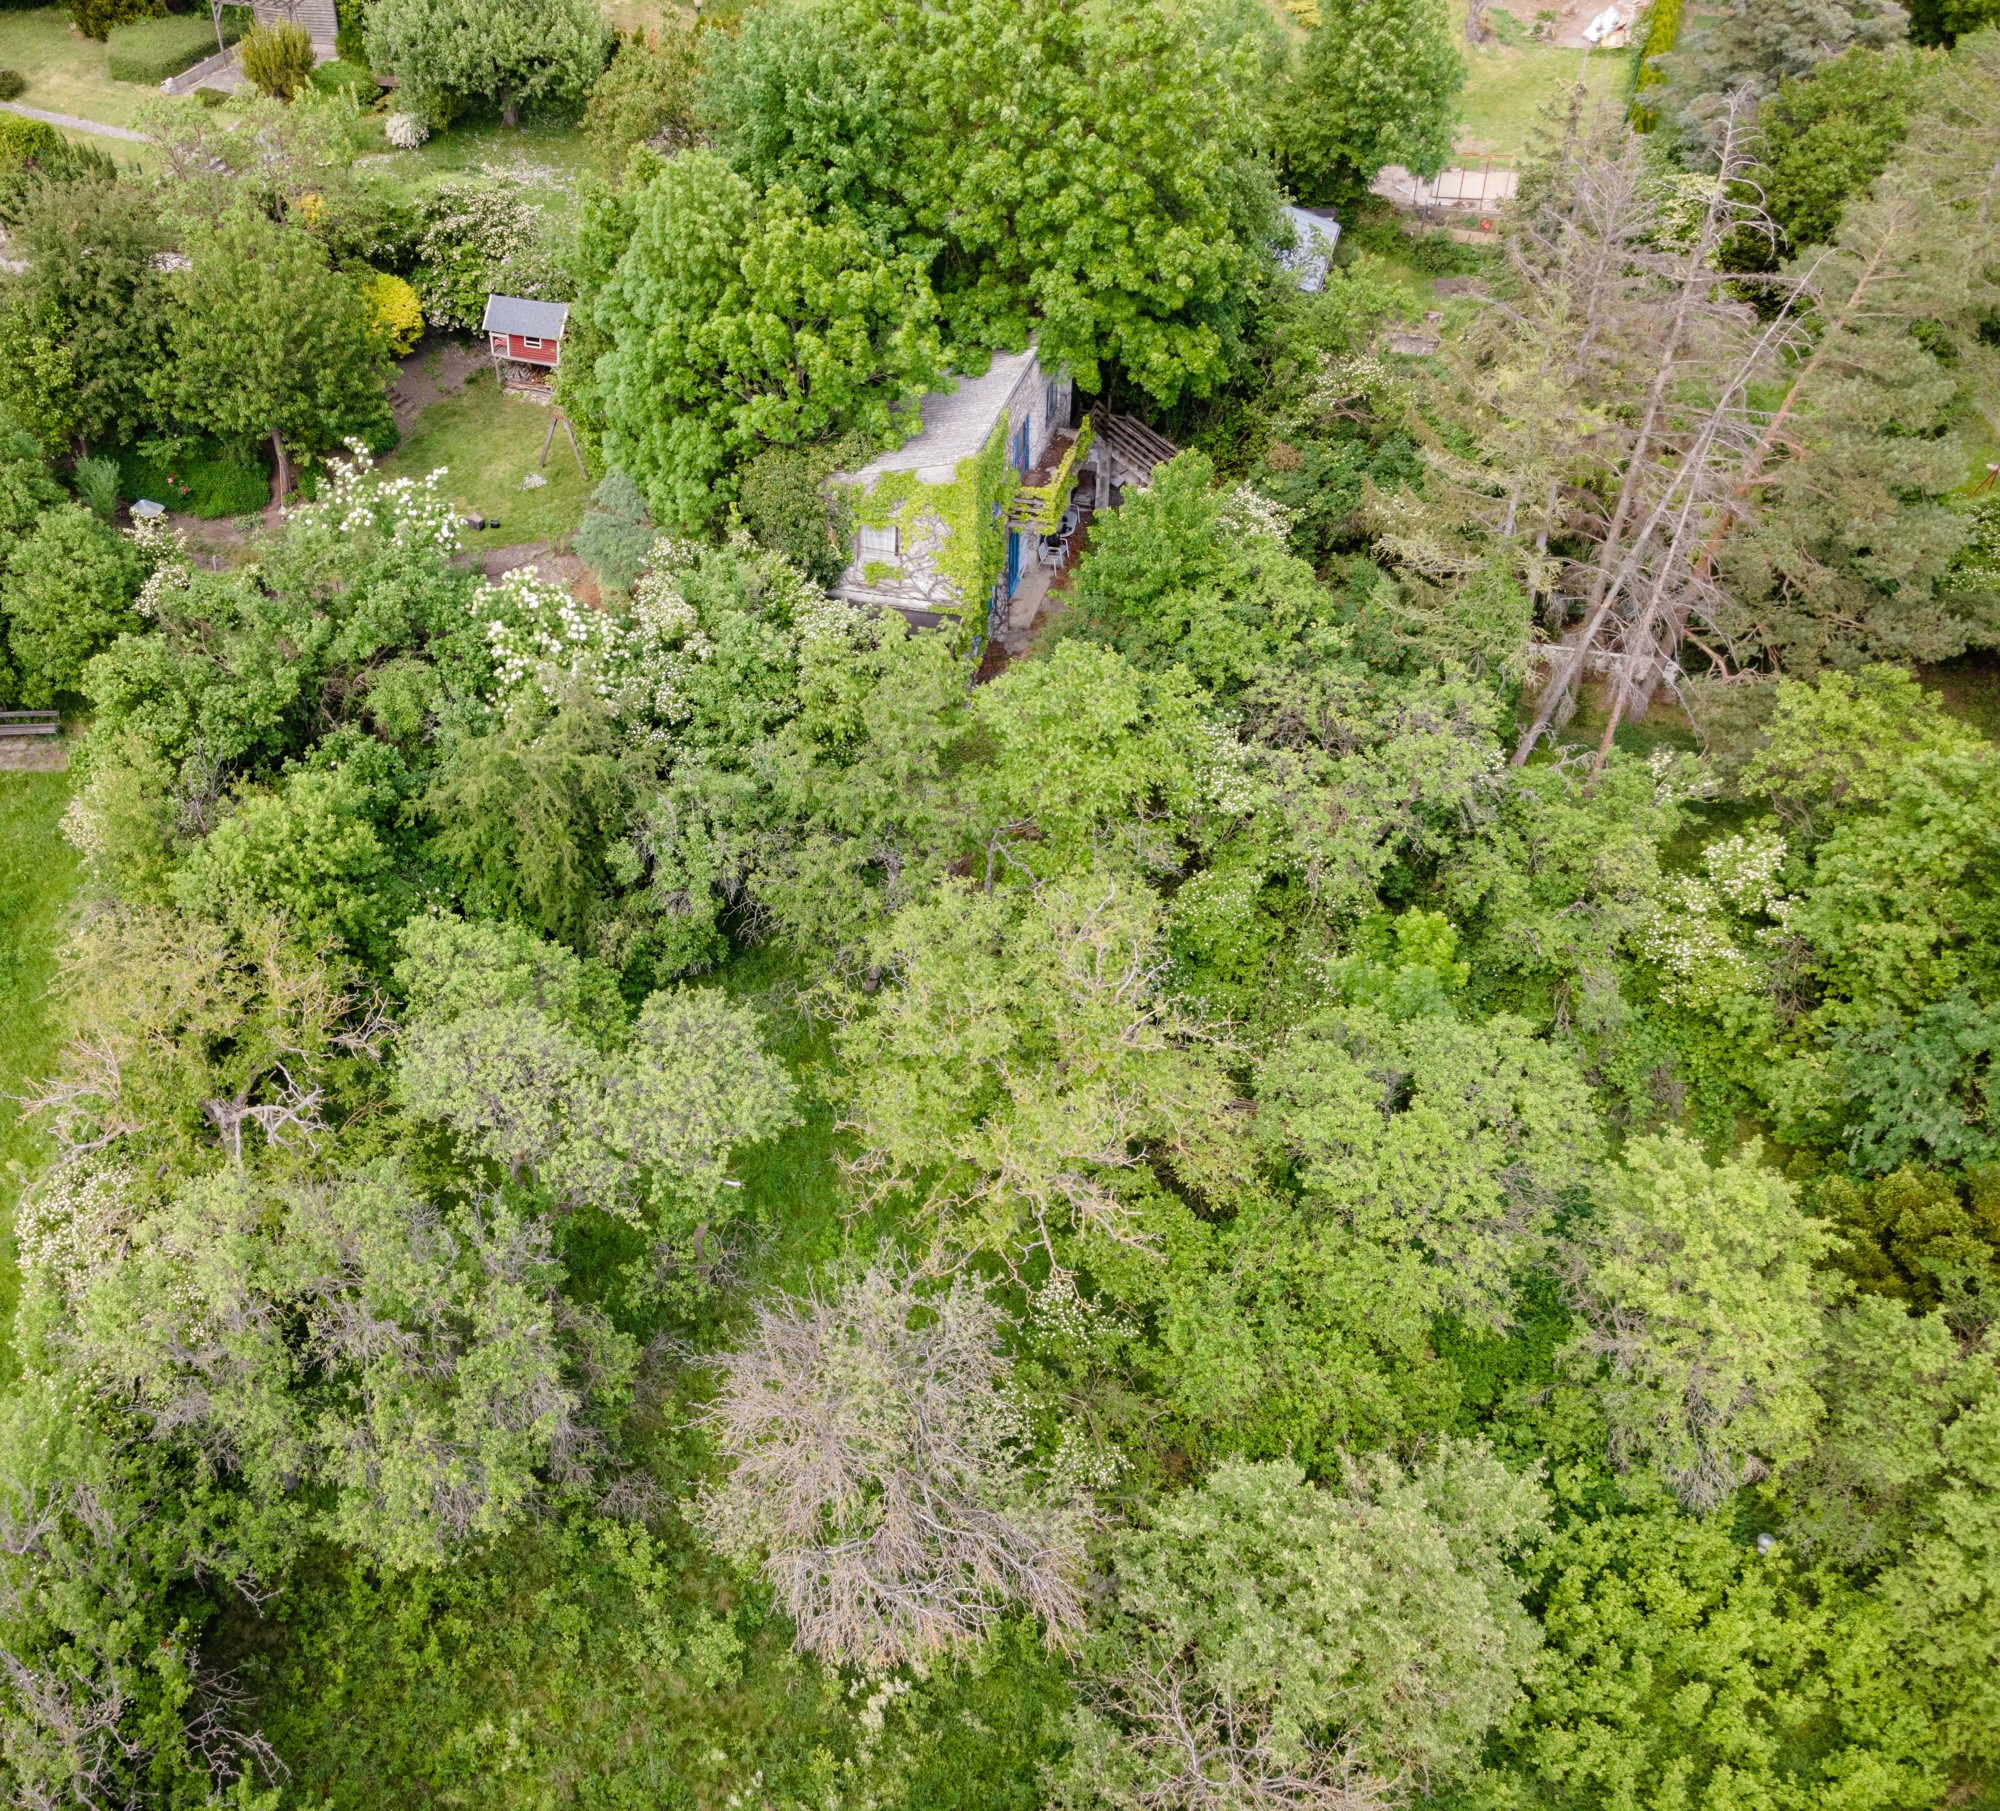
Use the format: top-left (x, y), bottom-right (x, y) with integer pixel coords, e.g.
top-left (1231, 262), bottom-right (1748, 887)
top-left (1582, 6), bottom-right (1624, 43)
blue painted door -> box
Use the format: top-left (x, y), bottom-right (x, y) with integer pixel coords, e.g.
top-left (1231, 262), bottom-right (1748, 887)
top-left (1005, 528), bottom-right (1022, 595)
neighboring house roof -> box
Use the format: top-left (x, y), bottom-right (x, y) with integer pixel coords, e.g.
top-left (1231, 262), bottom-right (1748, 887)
top-left (844, 345), bottom-right (1042, 486)
top-left (1278, 205), bottom-right (1341, 293)
top-left (482, 295), bottom-right (570, 339)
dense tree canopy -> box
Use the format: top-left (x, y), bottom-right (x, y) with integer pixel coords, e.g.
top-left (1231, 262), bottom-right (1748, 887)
top-left (5, 9), bottom-right (2000, 1811)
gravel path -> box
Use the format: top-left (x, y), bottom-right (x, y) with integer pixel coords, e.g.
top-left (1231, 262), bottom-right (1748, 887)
top-left (0, 101), bottom-right (148, 143)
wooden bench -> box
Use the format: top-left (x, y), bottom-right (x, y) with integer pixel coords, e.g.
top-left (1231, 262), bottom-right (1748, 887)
top-left (0, 711), bottom-right (60, 739)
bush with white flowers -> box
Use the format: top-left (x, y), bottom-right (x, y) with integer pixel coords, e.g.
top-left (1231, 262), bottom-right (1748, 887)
top-left (385, 111), bottom-right (430, 150)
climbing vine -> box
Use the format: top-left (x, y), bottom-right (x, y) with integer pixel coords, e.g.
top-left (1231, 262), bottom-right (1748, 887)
top-left (846, 414), bottom-right (1016, 630)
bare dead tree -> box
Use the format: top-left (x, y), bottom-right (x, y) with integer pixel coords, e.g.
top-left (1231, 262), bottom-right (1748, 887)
top-left (697, 1266), bottom-right (1088, 1671)
top-left (1498, 93), bottom-right (1797, 765)
top-left (1084, 1661), bottom-right (1400, 1811)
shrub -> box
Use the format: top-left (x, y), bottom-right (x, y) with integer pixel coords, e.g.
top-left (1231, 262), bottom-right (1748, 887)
top-left (239, 20), bottom-right (316, 100)
top-left (68, 0), bottom-right (163, 43)
top-left (104, 9), bottom-right (250, 81)
top-left (0, 502), bottom-right (144, 702)
top-left (0, 69), bottom-right (24, 101)
top-left (573, 468), bottom-right (653, 591)
top-left (383, 109), bottom-right (428, 149)
top-left (361, 270), bottom-right (424, 355)
top-left (309, 58), bottom-right (375, 97)
top-left (71, 455), bottom-right (120, 521)
top-left (1630, 0), bottom-right (1683, 128)
top-left (118, 440), bottom-right (269, 520)
top-left (411, 176), bottom-right (563, 330)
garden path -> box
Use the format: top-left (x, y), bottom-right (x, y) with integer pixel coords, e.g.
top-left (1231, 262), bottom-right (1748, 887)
top-left (0, 99), bottom-right (146, 142)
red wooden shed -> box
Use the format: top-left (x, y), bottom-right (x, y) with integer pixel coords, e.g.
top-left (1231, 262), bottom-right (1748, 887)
top-left (482, 295), bottom-right (569, 390)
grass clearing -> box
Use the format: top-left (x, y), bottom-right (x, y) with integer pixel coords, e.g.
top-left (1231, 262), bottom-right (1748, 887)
top-left (354, 115), bottom-right (597, 190)
top-left (1458, 39), bottom-right (1638, 155)
top-left (380, 365), bottom-right (595, 551)
top-left (0, 6), bottom-right (154, 130)
top-left (0, 770), bottom-right (79, 1384)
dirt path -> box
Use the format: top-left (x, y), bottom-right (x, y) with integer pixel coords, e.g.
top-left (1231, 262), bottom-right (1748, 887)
top-left (389, 337), bottom-right (486, 435)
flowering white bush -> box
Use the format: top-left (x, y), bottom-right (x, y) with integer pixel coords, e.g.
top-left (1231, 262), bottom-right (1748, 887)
top-left (384, 111), bottom-right (429, 150)
top-left (476, 566), bottom-right (633, 705)
top-left (1641, 829), bottom-right (1791, 1007)
top-left (126, 514), bottom-right (195, 620)
top-left (288, 441), bottom-right (461, 557)
top-left (15, 1157), bottom-right (136, 1303)
top-left (1218, 483), bottom-right (1301, 546)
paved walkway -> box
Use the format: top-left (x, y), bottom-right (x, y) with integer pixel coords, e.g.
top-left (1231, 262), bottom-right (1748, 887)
top-left (0, 101), bottom-right (148, 144)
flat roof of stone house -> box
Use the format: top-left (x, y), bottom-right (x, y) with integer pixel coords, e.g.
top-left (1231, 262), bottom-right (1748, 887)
top-left (845, 346), bottom-right (1042, 487)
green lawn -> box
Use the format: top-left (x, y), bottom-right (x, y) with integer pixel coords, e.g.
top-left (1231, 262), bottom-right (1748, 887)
top-left (0, 771), bottom-right (79, 1385)
top-left (1458, 38), bottom-right (1639, 156)
top-left (0, 6), bottom-right (152, 129)
top-left (355, 114), bottom-right (598, 190)
top-left (381, 366), bottom-right (595, 553)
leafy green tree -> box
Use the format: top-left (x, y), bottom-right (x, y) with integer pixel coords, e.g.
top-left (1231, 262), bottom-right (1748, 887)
top-left (1812, 1168), bottom-right (2000, 1332)
top-left (1725, 46), bottom-right (1924, 267)
top-left (161, 209), bottom-right (393, 501)
top-left (1256, 1005), bottom-right (1599, 1330)
top-left (1051, 1447), bottom-right (1547, 1810)
top-left (592, 150), bottom-right (943, 528)
top-left (833, 877), bottom-right (1246, 1265)
top-left (1785, 1294), bottom-right (1997, 1558)
top-left (1792, 748), bottom-right (2000, 1018)
top-left (1487, 1505), bottom-right (1947, 1811)
top-left (1738, 662), bottom-right (1981, 832)
top-left (420, 693), bottom-right (631, 945)
top-left (397, 982), bottom-right (796, 1237)
top-left (1061, 452), bottom-right (1336, 696)
top-left (582, 25), bottom-right (700, 168)
top-left (963, 639), bottom-right (1208, 876)
top-left (1879, 1387), bottom-right (2000, 1768)
top-left (705, 0), bottom-right (1278, 405)
top-left (1270, 0), bottom-right (1464, 206)
top-left (60, 1159), bottom-right (629, 1570)
top-left (171, 759), bottom-right (411, 964)
top-left (698, 1267), bottom-right (1087, 1670)
top-left (0, 174), bottom-right (174, 451)
top-left (1906, 0), bottom-right (2000, 42)
top-left (364, 0), bottom-right (608, 124)
top-left (1563, 1133), bottom-right (1835, 1510)
top-left (0, 502), bottom-right (142, 705)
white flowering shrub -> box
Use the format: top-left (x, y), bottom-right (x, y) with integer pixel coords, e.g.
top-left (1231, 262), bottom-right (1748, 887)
top-left (15, 1157), bottom-right (137, 1303)
top-left (1217, 483), bottom-right (1301, 546)
top-left (1640, 829), bottom-right (1791, 1008)
top-left (288, 441), bottom-right (461, 558)
top-left (1646, 746), bottom-right (1719, 809)
top-left (476, 566), bottom-right (633, 705)
top-left (384, 110), bottom-right (429, 150)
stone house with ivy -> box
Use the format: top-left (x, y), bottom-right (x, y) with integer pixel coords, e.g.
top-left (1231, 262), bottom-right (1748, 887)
top-left (830, 345), bottom-right (1089, 637)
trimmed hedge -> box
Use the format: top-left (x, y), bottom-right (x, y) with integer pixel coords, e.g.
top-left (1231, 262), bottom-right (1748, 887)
top-left (1630, 0), bottom-right (1683, 129)
top-left (105, 7), bottom-right (251, 84)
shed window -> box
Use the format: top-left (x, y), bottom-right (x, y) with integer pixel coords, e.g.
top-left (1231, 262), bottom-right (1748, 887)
top-left (858, 524), bottom-right (899, 560)
top-left (523, 336), bottom-right (545, 349)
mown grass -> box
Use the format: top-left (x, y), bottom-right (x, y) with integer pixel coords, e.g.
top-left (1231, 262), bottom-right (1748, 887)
top-left (0, 770), bottom-right (79, 1383)
top-left (1459, 40), bottom-right (1638, 156)
top-left (0, 6), bottom-right (155, 128)
top-left (379, 366), bottom-right (596, 552)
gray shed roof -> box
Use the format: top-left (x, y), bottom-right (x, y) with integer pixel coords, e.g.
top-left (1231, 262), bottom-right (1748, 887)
top-left (845, 346), bottom-right (1041, 486)
top-left (1277, 206), bottom-right (1341, 293)
top-left (482, 295), bottom-right (570, 339)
